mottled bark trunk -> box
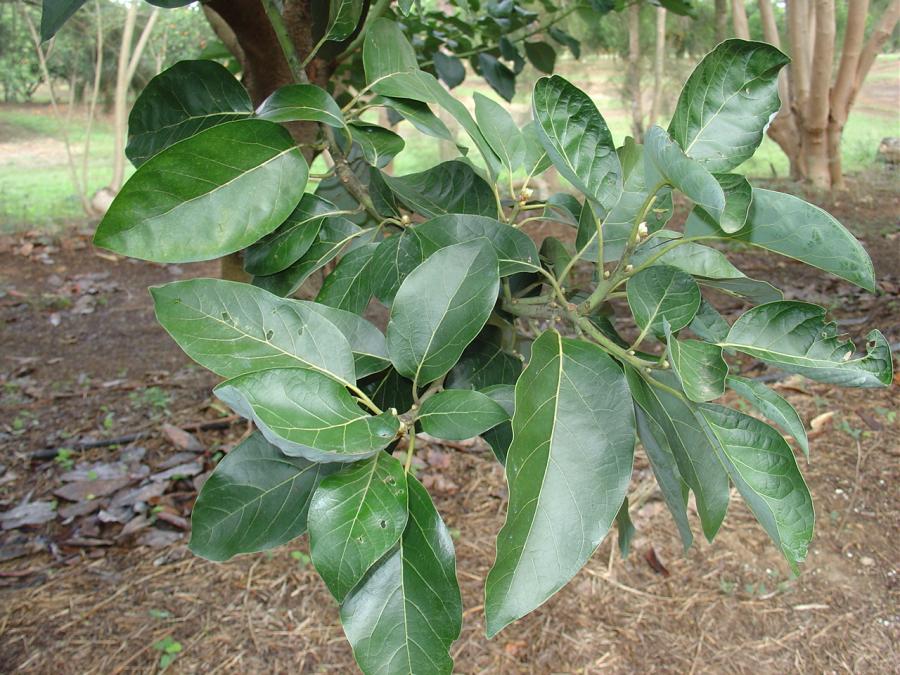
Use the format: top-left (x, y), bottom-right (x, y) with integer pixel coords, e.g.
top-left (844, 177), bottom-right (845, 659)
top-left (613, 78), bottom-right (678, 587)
top-left (804, 0), bottom-right (835, 190)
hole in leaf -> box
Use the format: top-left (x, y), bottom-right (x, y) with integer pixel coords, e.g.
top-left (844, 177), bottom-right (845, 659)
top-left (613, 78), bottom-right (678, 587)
top-left (265, 330), bottom-right (274, 340)
top-left (379, 520), bottom-right (387, 529)
top-left (221, 312), bottom-right (231, 322)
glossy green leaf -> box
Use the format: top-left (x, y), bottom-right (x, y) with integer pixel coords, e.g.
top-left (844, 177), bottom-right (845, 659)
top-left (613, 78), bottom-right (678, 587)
top-left (644, 125), bottom-right (725, 221)
top-left (341, 477), bottom-right (461, 675)
top-left (126, 60), bottom-right (252, 166)
top-left (721, 302), bottom-right (893, 387)
top-left (349, 122), bottom-right (405, 167)
top-left (189, 432), bottom-right (337, 562)
top-left (369, 230), bottom-right (424, 305)
top-left (252, 217), bottom-right (362, 297)
top-left (387, 240), bottom-right (500, 387)
top-left (524, 41), bottom-right (556, 74)
top-left (417, 389), bottom-right (509, 440)
top-left (308, 452), bottom-right (408, 601)
top-left (376, 96), bottom-right (454, 141)
top-left (324, 0), bottom-right (364, 42)
top-left (615, 498), bottom-right (636, 557)
top-left (411, 214), bottom-right (539, 276)
top-left (96, 120), bottom-right (307, 263)
top-left (665, 322), bottom-right (728, 402)
top-left (315, 243), bottom-right (377, 314)
top-left (668, 39), bottom-right (789, 172)
top-left (689, 299), bottom-right (730, 343)
top-left (627, 264), bottom-right (701, 338)
top-left (696, 404), bottom-right (813, 569)
top-left (532, 75), bottom-right (622, 209)
top-left (474, 93), bottom-right (525, 173)
top-left (244, 194), bottom-right (348, 276)
top-left (382, 161), bottom-right (499, 218)
top-left (727, 375), bottom-right (810, 458)
top-left (540, 236), bottom-right (572, 281)
top-left (625, 368), bottom-right (729, 541)
top-left (40, 0), bottom-right (87, 40)
top-left (685, 188), bottom-right (877, 292)
top-left (485, 331), bottom-right (635, 637)
top-left (215, 368), bottom-right (400, 462)
top-left (298, 301), bottom-right (389, 378)
top-left (361, 368), bottom-right (416, 415)
top-left (256, 84), bottom-right (345, 129)
top-left (479, 384), bottom-right (516, 465)
top-left (713, 173), bottom-right (752, 233)
top-left (633, 407), bottom-right (693, 550)
top-left (445, 327), bottom-right (522, 391)
top-left (151, 278), bottom-right (356, 384)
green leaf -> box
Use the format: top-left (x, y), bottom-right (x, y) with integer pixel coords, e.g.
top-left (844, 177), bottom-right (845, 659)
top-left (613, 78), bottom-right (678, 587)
top-left (315, 243), bottom-right (377, 314)
top-left (644, 125), bottom-right (725, 221)
top-left (474, 93), bottom-right (525, 173)
top-left (521, 121), bottom-right (552, 176)
top-left (256, 84), bottom-right (345, 129)
top-left (684, 188), bottom-right (877, 292)
top-left (540, 237), bottom-right (572, 281)
top-left (668, 39), bottom-right (789, 172)
top-left (411, 214), bottom-right (539, 276)
top-left (524, 41), bottom-right (556, 74)
top-left (627, 265), bottom-right (701, 338)
top-left (40, 0), bottom-right (87, 40)
top-left (480, 383), bottom-right (516, 465)
top-left (369, 230), bottom-right (424, 305)
top-left (615, 498), bottom-right (635, 557)
top-left (696, 404), bottom-right (813, 569)
top-left (433, 52), bottom-right (465, 89)
top-left (721, 302), bottom-right (893, 387)
top-left (348, 122), bottom-right (405, 167)
top-left (689, 299), bottom-right (730, 343)
top-left (361, 367), bottom-right (416, 415)
top-left (244, 194), bottom-right (347, 276)
top-left (417, 389), bottom-right (509, 440)
top-left (308, 452), bottom-right (408, 601)
top-left (445, 327), bottom-right (522, 390)
top-left (625, 368), bottom-right (730, 541)
top-left (151, 278), bottom-right (356, 384)
top-left (341, 476), bottom-right (461, 675)
top-left (665, 322), bottom-right (728, 402)
top-left (215, 368), bottom-right (400, 462)
top-left (298, 301), bottom-right (389, 378)
top-left (382, 160), bottom-right (499, 219)
top-left (633, 407), bottom-right (693, 550)
top-left (324, 0), bottom-right (364, 41)
top-left (485, 331), bottom-right (635, 637)
top-left (631, 231), bottom-right (744, 280)
top-left (726, 376), bottom-right (810, 458)
top-left (548, 26), bottom-right (580, 58)
top-left (387, 240), bottom-right (500, 387)
top-left (532, 75), bottom-right (622, 209)
top-left (189, 432), bottom-right (337, 562)
top-left (252, 217), bottom-right (362, 297)
top-left (712, 173), bottom-right (752, 233)
top-left (96, 120), bottom-right (307, 263)
top-left (376, 96), bottom-right (454, 142)
top-left (126, 60), bottom-right (252, 167)
top-left (698, 277), bottom-right (783, 304)
top-left (363, 18), bottom-right (419, 83)
top-left (478, 53), bottom-right (516, 102)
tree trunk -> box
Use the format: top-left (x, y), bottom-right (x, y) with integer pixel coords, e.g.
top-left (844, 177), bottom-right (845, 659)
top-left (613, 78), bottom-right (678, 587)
top-left (715, 0), bottom-right (728, 42)
top-left (110, 0), bottom-right (138, 193)
top-left (731, 0), bottom-right (750, 39)
top-left (649, 8), bottom-right (666, 125)
top-left (804, 0), bottom-right (835, 189)
top-left (627, 2), bottom-right (643, 141)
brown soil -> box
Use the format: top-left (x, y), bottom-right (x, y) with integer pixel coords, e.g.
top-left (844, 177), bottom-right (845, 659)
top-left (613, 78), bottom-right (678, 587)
top-left (1, 171), bottom-right (898, 673)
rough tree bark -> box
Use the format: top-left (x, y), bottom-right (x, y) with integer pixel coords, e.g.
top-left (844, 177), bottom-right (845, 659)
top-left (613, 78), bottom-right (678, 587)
top-left (627, 2), bottom-right (643, 142)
